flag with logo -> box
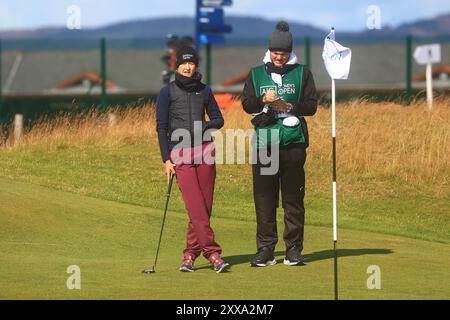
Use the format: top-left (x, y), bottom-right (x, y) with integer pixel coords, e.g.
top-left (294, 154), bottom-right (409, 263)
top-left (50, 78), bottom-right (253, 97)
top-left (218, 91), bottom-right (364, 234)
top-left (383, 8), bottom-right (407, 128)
top-left (322, 28), bottom-right (352, 80)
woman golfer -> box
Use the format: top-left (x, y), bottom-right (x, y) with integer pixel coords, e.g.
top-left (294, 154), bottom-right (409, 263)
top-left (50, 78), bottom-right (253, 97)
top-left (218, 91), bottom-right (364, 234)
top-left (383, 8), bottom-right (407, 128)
top-left (156, 46), bottom-right (229, 273)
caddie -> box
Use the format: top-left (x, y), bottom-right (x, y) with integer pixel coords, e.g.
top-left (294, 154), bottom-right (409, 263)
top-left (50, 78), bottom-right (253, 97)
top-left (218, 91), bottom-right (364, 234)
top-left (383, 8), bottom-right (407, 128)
top-left (241, 21), bottom-right (318, 267)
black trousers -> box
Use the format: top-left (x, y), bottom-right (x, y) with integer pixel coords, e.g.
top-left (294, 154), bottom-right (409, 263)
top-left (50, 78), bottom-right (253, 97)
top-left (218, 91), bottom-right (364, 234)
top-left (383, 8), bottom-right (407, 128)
top-left (252, 144), bottom-right (307, 254)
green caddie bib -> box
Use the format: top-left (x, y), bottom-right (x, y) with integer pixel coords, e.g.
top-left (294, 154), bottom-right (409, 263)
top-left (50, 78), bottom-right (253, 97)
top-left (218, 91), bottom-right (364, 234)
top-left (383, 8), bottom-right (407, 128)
top-left (251, 64), bottom-right (306, 148)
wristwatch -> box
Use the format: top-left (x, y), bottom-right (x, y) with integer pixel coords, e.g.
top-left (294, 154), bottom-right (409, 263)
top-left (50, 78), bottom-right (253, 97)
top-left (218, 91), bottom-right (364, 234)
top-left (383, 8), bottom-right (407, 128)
top-left (286, 103), bottom-right (294, 113)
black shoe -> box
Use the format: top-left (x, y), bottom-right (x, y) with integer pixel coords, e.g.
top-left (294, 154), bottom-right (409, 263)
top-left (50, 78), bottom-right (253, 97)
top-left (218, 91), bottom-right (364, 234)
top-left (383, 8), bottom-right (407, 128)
top-left (284, 246), bottom-right (306, 266)
top-left (250, 247), bottom-right (276, 267)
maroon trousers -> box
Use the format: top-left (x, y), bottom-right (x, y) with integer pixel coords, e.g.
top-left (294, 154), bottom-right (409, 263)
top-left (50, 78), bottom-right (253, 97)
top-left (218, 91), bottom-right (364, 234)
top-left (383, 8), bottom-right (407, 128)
top-left (171, 142), bottom-right (222, 260)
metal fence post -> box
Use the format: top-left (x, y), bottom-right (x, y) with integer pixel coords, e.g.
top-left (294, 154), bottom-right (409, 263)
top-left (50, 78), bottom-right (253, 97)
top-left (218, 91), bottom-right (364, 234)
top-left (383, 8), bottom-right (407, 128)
top-left (0, 38), bottom-right (5, 146)
top-left (206, 43), bottom-right (211, 86)
top-left (195, 0), bottom-right (201, 51)
top-left (100, 38), bottom-right (107, 111)
top-left (304, 36), bottom-right (311, 69)
top-left (0, 39), bottom-right (3, 124)
top-left (406, 35), bottom-right (413, 105)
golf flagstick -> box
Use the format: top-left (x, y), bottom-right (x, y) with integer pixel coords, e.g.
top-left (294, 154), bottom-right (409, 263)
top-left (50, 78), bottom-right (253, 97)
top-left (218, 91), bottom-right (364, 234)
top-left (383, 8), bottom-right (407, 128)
top-left (332, 78), bottom-right (338, 300)
top-left (322, 28), bottom-right (352, 300)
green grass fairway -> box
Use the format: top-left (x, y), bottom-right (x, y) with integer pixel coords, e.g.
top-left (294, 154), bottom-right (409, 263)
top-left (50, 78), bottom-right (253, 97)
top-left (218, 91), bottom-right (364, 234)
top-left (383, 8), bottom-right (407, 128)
top-left (1, 178), bottom-right (449, 300)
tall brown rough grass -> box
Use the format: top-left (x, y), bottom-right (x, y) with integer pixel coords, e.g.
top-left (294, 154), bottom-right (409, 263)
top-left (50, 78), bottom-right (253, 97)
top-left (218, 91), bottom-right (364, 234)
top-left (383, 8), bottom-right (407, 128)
top-left (3, 99), bottom-right (449, 193)
top-left (7, 106), bottom-right (157, 148)
top-left (221, 98), bottom-right (449, 195)
top-left (307, 98), bottom-right (450, 196)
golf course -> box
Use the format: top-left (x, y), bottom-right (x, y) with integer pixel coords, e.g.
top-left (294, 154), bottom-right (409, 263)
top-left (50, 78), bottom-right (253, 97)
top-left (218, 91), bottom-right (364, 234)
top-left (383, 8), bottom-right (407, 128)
top-left (0, 100), bottom-right (449, 300)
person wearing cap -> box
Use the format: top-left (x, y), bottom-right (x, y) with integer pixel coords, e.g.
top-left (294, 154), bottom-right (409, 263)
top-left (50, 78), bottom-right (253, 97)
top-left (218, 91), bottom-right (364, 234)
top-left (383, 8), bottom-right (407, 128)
top-left (241, 21), bottom-right (318, 267)
top-left (156, 46), bottom-right (229, 273)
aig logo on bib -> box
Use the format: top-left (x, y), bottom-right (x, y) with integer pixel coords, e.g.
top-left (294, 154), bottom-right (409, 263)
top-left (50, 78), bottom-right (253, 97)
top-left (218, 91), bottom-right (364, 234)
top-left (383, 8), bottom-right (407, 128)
top-left (260, 85), bottom-right (277, 96)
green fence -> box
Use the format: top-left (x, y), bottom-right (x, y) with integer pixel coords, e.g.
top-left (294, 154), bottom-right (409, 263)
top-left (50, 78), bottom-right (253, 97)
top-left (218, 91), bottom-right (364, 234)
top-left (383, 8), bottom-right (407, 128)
top-left (1, 36), bottom-right (449, 126)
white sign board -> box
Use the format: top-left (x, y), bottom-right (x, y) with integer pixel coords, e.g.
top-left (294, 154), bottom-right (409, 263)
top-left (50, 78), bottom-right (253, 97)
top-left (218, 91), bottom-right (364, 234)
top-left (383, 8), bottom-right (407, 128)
top-left (202, 0), bottom-right (224, 7)
top-left (413, 44), bottom-right (441, 65)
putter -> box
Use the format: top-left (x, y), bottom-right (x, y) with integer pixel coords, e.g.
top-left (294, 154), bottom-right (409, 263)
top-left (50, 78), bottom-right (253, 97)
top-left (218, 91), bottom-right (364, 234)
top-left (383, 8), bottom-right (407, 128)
top-left (143, 170), bottom-right (175, 274)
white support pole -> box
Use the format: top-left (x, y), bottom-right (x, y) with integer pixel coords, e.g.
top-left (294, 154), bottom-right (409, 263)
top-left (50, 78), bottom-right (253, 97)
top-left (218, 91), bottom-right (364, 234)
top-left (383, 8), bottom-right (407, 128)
top-left (426, 63), bottom-right (433, 110)
top-left (108, 113), bottom-right (117, 127)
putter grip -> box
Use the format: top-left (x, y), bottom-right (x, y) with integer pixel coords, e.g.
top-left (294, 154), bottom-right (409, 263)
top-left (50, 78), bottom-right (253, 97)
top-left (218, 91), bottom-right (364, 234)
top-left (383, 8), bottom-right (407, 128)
top-left (167, 173), bottom-right (174, 195)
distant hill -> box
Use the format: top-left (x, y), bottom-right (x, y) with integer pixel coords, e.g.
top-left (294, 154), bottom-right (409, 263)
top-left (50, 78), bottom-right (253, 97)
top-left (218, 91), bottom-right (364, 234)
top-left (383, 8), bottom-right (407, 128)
top-left (0, 16), bottom-right (325, 39)
top-left (359, 13), bottom-right (450, 39)
top-left (384, 13), bottom-right (450, 37)
top-left (1, 14), bottom-right (449, 50)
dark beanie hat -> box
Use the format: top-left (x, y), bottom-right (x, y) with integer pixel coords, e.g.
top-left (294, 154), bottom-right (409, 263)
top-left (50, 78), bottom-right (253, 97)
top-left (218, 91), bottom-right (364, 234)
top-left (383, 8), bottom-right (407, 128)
top-left (176, 46), bottom-right (199, 68)
top-left (269, 21), bottom-right (293, 53)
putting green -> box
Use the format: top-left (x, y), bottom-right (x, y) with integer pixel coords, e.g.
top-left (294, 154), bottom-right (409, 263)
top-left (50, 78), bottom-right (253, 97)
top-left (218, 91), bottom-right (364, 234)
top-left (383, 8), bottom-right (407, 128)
top-left (0, 178), bottom-right (449, 300)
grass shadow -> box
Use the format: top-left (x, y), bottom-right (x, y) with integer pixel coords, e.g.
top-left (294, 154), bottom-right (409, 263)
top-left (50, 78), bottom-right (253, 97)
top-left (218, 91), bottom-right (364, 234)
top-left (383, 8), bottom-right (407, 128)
top-left (223, 248), bottom-right (394, 266)
top-left (303, 248), bottom-right (394, 263)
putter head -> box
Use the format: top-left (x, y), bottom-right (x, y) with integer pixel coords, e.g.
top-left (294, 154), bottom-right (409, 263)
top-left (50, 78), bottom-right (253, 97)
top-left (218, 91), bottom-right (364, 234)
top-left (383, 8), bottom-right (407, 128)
top-left (142, 268), bottom-right (155, 274)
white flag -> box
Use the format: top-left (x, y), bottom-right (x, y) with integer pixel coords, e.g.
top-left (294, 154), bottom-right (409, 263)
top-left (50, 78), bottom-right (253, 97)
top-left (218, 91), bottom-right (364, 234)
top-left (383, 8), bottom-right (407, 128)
top-left (322, 28), bottom-right (352, 80)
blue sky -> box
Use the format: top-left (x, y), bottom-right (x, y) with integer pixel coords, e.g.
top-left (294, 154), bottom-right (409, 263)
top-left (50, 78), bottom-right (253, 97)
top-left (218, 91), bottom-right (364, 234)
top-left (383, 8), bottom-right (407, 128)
top-left (1, 0), bottom-right (450, 31)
